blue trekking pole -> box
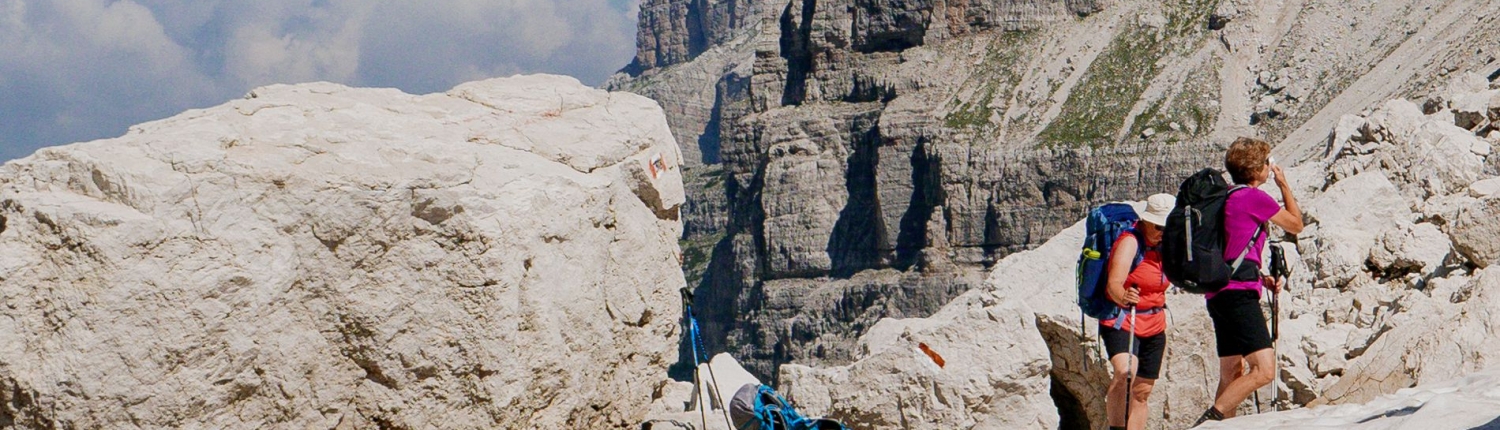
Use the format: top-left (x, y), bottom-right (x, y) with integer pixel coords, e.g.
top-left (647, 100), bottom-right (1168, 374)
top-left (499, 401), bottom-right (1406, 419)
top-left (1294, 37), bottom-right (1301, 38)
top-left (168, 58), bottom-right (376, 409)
top-left (681, 288), bottom-right (734, 430)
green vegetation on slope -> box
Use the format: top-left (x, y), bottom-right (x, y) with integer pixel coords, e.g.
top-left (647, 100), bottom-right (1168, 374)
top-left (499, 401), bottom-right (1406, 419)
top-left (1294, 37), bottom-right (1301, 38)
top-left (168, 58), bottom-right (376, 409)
top-left (943, 31), bottom-right (1033, 131)
top-left (1126, 55), bottom-right (1222, 144)
top-left (1037, 0), bottom-right (1218, 147)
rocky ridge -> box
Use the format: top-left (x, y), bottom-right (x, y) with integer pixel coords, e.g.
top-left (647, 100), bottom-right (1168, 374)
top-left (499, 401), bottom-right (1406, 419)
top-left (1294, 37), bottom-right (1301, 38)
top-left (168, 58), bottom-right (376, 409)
top-left (0, 75), bottom-right (687, 429)
top-left (611, 0), bottom-right (1500, 382)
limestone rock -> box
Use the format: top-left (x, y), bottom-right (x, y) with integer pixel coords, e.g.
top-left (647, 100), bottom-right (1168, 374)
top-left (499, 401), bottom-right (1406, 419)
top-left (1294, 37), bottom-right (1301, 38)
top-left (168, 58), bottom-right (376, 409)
top-left (1491, 91), bottom-right (1500, 122)
top-left (1407, 122), bottom-right (1491, 197)
top-left (777, 290), bottom-right (1058, 429)
top-left (1470, 177), bottom-right (1500, 198)
top-left (1368, 222), bottom-right (1450, 280)
top-left (627, 0), bottom-right (756, 73)
top-left (1328, 96), bottom-right (1490, 202)
top-left (1269, 89), bottom-right (1500, 411)
top-left (0, 75), bottom-right (686, 429)
top-left (1362, 100), bottom-right (1428, 147)
top-left (1204, 368), bottom-right (1500, 429)
top-left (1422, 193), bottom-right (1482, 227)
top-left (1303, 172), bottom-right (1409, 289)
top-left (1451, 197), bottom-right (1500, 268)
top-left (1325, 114), bottom-right (1367, 160)
top-left (1451, 89), bottom-right (1498, 130)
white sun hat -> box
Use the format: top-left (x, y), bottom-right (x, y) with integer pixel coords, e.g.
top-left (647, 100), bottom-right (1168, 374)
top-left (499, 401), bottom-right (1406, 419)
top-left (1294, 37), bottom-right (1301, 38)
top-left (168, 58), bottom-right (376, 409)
top-left (1138, 193), bottom-right (1176, 226)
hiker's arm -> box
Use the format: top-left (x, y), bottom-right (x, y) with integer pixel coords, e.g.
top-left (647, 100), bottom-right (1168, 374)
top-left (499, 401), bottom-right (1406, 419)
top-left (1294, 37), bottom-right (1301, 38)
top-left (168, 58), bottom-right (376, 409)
top-left (1106, 236), bottom-right (1138, 307)
top-left (1269, 164), bottom-right (1303, 235)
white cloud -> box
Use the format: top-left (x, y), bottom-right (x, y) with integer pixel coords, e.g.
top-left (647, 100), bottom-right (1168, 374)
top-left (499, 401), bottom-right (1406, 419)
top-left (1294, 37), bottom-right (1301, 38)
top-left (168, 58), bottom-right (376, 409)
top-left (0, 0), bottom-right (218, 158)
top-left (0, 0), bottom-right (644, 162)
top-left (221, 17), bottom-right (363, 87)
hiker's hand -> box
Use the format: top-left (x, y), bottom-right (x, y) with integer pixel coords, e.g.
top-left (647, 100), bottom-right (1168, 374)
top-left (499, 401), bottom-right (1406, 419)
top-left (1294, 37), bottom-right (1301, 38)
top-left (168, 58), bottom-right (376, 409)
top-left (1122, 287), bottom-right (1140, 306)
top-left (1263, 275), bottom-right (1283, 294)
top-left (1271, 163), bottom-right (1289, 189)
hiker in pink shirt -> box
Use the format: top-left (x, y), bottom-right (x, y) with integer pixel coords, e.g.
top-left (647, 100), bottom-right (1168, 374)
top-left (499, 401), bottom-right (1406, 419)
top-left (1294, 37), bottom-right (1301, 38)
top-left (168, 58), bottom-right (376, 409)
top-left (1195, 137), bottom-right (1304, 424)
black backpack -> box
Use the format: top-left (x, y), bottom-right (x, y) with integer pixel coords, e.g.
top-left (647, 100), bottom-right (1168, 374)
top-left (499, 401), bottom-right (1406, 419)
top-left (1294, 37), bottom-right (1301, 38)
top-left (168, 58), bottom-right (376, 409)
top-left (1162, 168), bottom-right (1265, 294)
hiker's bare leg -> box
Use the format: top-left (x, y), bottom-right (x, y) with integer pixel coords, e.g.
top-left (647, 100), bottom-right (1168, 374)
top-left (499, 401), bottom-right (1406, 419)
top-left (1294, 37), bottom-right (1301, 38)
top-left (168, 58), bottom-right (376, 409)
top-left (1128, 377), bottom-right (1155, 430)
top-left (1213, 348), bottom-right (1274, 416)
top-left (1214, 355), bottom-right (1242, 416)
top-left (1106, 353), bottom-right (1137, 428)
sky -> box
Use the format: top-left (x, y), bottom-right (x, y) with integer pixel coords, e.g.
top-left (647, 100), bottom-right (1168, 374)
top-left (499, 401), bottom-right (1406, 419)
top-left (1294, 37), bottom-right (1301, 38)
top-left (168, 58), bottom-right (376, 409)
top-left (0, 0), bottom-right (642, 162)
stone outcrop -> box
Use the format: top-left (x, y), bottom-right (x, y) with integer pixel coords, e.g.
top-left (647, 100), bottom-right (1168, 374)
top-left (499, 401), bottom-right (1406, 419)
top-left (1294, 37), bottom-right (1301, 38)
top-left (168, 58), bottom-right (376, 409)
top-left (610, 0), bottom-right (1500, 386)
top-left (1273, 85), bottom-right (1500, 409)
top-left (778, 288), bottom-right (1058, 429)
top-left (0, 75), bottom-right (686, 429)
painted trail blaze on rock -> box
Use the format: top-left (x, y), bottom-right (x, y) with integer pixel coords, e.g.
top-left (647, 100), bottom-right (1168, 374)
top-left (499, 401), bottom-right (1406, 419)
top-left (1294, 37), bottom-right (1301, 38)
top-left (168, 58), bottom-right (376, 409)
top-left (918, 342), bottom-right (946, 368)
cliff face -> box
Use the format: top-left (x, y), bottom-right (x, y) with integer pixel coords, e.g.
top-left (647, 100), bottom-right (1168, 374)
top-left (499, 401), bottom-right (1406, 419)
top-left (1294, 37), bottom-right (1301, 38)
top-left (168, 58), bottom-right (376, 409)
top-left (0, 75), bottom-right (687, 429)
top-left (613, 0), bottom-right (1500, 381)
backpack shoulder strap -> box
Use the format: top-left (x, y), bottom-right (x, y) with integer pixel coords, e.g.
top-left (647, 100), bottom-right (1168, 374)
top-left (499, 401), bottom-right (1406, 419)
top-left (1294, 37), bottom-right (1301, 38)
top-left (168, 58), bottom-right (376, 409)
top-left (1228, 222), bottom-right (1266, 274)
top-left (1130, 229), bottom-right (1146, 270)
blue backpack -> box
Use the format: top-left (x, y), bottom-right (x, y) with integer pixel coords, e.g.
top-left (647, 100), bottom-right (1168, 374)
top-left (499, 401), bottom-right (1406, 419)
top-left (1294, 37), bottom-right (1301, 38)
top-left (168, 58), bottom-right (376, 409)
top-left (1076, 203), bottom-right (1144, 328)
top-left (734, 385), bottom-right (848, 430)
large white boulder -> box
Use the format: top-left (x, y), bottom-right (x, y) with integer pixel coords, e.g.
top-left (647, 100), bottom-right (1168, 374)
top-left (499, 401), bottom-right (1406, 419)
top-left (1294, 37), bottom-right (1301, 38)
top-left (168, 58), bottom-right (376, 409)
top-left (0, 75), bottom-right (687, 429)
top-left (1302, 171), bottom-right (1411, 289)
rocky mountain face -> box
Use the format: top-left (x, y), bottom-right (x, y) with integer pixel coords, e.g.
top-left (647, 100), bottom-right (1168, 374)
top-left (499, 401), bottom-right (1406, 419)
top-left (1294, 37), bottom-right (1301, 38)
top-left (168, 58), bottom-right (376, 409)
top-left (0, 75), bottom-right (687, 429)
top-left (769, 84), bottom-right (1500, 429)
top-left (610, 0), bottom-right (1500, 384)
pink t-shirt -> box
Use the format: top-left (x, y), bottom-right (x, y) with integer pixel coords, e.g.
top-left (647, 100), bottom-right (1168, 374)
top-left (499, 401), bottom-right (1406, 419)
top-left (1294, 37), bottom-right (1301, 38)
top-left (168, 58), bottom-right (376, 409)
top-left (1206, 187), bottom-right (1281, 300)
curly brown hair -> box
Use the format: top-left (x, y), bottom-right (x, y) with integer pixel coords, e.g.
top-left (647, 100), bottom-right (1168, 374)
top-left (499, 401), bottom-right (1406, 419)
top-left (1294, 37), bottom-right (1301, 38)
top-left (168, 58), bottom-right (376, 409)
top-left (1224, 137), bottom-right (1271, 184)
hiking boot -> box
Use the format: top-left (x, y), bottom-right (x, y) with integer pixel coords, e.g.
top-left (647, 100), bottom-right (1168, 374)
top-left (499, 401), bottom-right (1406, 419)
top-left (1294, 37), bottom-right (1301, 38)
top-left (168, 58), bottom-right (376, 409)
top-left (1191, 406), bottom-right (1224, 427)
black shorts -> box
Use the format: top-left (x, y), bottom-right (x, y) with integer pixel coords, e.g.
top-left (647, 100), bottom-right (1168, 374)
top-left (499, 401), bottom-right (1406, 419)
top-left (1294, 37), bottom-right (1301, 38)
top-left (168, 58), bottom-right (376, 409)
top-left (1206, 290), bottom-right (1273, 357)
top-left (1099, 325), bottom-right (1165, 380)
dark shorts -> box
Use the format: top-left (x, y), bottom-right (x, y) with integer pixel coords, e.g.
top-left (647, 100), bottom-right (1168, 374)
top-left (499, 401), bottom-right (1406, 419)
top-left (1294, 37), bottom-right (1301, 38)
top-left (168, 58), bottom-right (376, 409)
top-left (1099, 325), bottom-right (1165, 380)
top-left (1206, 289), bottom-right (1273, 357)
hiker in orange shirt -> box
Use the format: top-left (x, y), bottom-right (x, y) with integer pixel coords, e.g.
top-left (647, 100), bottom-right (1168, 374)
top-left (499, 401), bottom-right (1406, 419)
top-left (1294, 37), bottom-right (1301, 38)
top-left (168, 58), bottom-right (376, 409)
top-left (1101, 194), bottom-right (1175, 430)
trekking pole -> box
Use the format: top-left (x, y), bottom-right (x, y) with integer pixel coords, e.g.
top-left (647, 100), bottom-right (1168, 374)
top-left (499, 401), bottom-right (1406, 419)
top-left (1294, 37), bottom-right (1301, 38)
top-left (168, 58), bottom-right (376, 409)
top-left (1270, 290), bottom-right (1280, 410)
top-left (682, 288), bottom-right (735, 430)
top-left (1270, 243), bottom-right (1291, 411)
top-left (1124, 304), bottom-right (1137, 428)
top-left (681, 289), bottom-right (709, 430)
